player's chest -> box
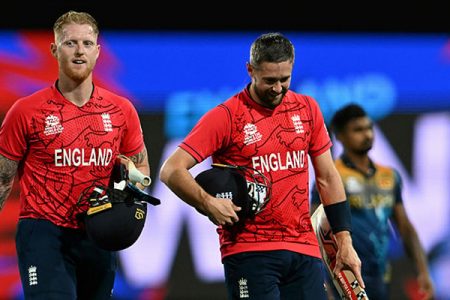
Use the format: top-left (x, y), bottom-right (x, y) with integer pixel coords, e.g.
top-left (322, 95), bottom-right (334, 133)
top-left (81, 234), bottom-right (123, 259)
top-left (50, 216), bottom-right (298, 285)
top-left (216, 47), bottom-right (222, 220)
top-left (29, 109), bottom-right (124, 149)
top-left (343, 173), bottom-right (396, 209)
top-left (231, 109), bottom-right (312, 153)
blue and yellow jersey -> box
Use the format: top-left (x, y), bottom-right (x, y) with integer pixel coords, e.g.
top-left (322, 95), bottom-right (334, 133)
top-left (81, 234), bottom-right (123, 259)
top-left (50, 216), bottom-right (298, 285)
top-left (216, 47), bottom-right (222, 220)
top-left (312, 155), bottom-right (403, 281)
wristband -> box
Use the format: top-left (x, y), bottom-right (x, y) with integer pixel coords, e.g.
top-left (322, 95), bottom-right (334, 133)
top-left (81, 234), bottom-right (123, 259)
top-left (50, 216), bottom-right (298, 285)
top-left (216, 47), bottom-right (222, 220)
top-left (323, 201), bottom-right (352, 234)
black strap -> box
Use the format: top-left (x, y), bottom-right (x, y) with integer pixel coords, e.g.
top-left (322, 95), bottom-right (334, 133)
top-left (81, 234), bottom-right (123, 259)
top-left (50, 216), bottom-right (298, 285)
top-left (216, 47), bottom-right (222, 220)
top-left (125, 184), bottom-right (161, 206)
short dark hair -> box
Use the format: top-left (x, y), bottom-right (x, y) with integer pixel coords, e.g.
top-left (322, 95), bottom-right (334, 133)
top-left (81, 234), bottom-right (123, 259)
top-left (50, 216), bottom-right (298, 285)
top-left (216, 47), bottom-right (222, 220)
top-left (331, 104), bottom-right (367, 134)
top-left (249, 32), bottom-right (295, 68)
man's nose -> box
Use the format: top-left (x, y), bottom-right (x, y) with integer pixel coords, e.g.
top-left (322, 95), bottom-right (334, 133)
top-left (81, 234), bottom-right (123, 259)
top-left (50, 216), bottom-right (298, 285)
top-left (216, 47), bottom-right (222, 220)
top-left (272, 81), bottom-right (283, 93)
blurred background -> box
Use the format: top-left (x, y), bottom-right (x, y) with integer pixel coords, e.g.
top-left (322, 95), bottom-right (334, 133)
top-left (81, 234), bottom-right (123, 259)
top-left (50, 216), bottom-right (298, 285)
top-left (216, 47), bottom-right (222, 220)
top-left (1, 2), bottom-right (449, 299)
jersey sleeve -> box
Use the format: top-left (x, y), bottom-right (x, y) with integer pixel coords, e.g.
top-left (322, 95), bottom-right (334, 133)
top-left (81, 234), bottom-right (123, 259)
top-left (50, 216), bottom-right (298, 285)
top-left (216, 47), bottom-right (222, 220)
top-left (0, 100), bottom-right (28, 161)
top-left (179, 105), bottom-right (231, 163)
top-left (119, 100), bottom-right (145, 156)
top-left (307, 96), bottom-right (332, 157)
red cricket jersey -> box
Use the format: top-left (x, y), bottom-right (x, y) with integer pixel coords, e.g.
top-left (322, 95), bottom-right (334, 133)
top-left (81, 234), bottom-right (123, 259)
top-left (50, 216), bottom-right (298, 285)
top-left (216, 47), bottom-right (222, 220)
top-left (180, 87), bottom-right (332, 259)
top-left (0, 83), bottom-right (144, 229)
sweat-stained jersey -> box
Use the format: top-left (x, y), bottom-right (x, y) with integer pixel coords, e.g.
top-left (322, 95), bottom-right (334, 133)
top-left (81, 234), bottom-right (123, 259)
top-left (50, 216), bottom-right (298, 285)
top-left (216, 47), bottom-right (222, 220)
top-left (312, 155), bottom-right (403, 281)
top-left (0, 83), bottom-right (144, 229)
top-left (180, 86), bottom-right (332, 260)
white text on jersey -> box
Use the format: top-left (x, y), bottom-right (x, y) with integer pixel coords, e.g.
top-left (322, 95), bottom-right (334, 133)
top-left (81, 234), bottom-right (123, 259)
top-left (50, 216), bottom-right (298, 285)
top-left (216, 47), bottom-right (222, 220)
top-left (251, 150), bottom-right (306, 173)
top-left (54, 148), bottom-right (113, 167)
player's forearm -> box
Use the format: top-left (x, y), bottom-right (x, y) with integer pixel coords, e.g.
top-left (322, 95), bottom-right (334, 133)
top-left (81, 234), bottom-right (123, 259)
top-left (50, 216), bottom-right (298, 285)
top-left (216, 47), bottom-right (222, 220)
top-left (0, 154), bottom-right (18, 211)
top-left (129, 146), bottom-right (150, 176)
top-left (333, 230), bottom-right (365, 288)
top-left (402, 226), bottom-right (430, 275)
top-left (334, 230), bottom-right (353, 248)
top-left (128, 147), bottom-right (150, 189)
top-left (312, 150), bottom-right (346, 206)
top-left (161, 166), bottom-right (210, 211)
top-left (315, 170), bottom-right (346, 206)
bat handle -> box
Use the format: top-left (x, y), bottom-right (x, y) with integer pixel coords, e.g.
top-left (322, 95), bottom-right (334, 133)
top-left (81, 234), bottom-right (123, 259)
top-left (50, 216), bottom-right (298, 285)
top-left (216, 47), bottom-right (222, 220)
top-left (128, 165), bottom-right (151, 187)
top-left (117, 154), bottom-right (151, 187)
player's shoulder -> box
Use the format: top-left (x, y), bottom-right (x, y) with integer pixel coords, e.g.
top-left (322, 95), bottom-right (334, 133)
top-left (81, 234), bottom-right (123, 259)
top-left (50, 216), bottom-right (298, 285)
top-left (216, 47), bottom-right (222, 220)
top-left (220, 89), bottom-right (247, 113)
top-left (285, 91), bottom-right (322, 114)
top-left (95, 86), bottom-right (136, 112)
top-left (223, 88), bottom-right (246, 104)
top-left (373, 161), bottom-right (398, 176)
top-left (9, 86), bottom-right (53, 111)
top-left (287, 91), bottom-right (317, 103)
top-left (95, 86), bottom-right (131, 104)
top-left (20, 86), bottom-right (52, 101)
top-left (373, 162), bottom-right (403, 187)
top-left (334, 158), bottom-right (359, 176)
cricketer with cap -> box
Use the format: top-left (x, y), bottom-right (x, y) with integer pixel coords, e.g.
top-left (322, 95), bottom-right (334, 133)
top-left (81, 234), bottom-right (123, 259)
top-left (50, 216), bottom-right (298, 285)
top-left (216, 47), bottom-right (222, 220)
top-left (160, 32), bottom-right (364, 300)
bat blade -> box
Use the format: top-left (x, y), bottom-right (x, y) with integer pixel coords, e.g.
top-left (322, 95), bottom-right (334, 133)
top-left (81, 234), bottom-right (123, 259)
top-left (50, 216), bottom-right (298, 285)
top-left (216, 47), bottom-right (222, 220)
top-left (311, 204), bottom-right (369, 300)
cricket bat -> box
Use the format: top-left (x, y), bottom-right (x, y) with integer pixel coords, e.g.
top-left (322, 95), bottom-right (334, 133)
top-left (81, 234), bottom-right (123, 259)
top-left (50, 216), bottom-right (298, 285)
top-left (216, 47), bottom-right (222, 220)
top-left (311, 204), bottom-right (369, 300)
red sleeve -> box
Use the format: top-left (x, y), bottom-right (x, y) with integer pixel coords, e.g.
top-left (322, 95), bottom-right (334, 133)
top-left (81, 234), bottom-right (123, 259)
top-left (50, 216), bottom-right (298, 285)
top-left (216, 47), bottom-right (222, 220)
top-left (307, 96), bottom-right (332, 157)
top-left (180, 105), bottom-right (231, 163)
top-left (0, 100), bottom-right (28, 161)
top-left (119, 99), bottom-right (145, 156)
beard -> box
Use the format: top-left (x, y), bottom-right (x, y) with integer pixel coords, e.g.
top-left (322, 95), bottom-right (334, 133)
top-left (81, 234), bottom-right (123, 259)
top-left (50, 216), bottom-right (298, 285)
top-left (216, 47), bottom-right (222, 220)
top-left (254, 86), bottom-right (287, 108)
top-left (355, 142), bottom-right (373, 155)
top-left (61, 61), bottom-right (95, 83)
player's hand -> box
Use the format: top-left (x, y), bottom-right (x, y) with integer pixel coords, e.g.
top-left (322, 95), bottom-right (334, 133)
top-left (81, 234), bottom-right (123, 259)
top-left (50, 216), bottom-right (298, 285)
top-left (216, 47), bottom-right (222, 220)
top-left (333, 231), bottom-right (365, 289)
top-left (202, 196), bottom-right (241, 226)
top-left (417, 272), bottom-right (434, 300)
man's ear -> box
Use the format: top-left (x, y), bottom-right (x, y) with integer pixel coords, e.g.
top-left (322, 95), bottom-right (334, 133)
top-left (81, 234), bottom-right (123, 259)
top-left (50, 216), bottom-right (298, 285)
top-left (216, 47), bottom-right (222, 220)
top-left (50, 43), bottom-right (57, 58)
top-left (96, 44), bottom-right (100, 60)
top-left (246, 62), bottom-right (253, 77)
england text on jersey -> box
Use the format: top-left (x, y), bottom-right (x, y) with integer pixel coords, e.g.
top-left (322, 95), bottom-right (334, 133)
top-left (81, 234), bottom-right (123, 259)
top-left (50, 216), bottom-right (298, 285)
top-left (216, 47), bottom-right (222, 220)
top-left (251, 150), bottom-right (306, 173)
top-left (54, 148), bottom-right (113, 167)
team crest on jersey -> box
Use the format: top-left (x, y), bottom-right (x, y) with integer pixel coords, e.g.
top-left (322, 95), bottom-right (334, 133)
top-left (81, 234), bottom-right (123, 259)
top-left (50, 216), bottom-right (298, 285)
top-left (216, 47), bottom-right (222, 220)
top-left (243, 123), bottom-right (262, 145)
top-left (291, 114), bottom-right (304, 134)
top-left (44, 114), bottom-right (64, 136)
top-left (376, 174), bottom-right (394, 189)
top-left (102, 113), bottom-right (113, 132)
